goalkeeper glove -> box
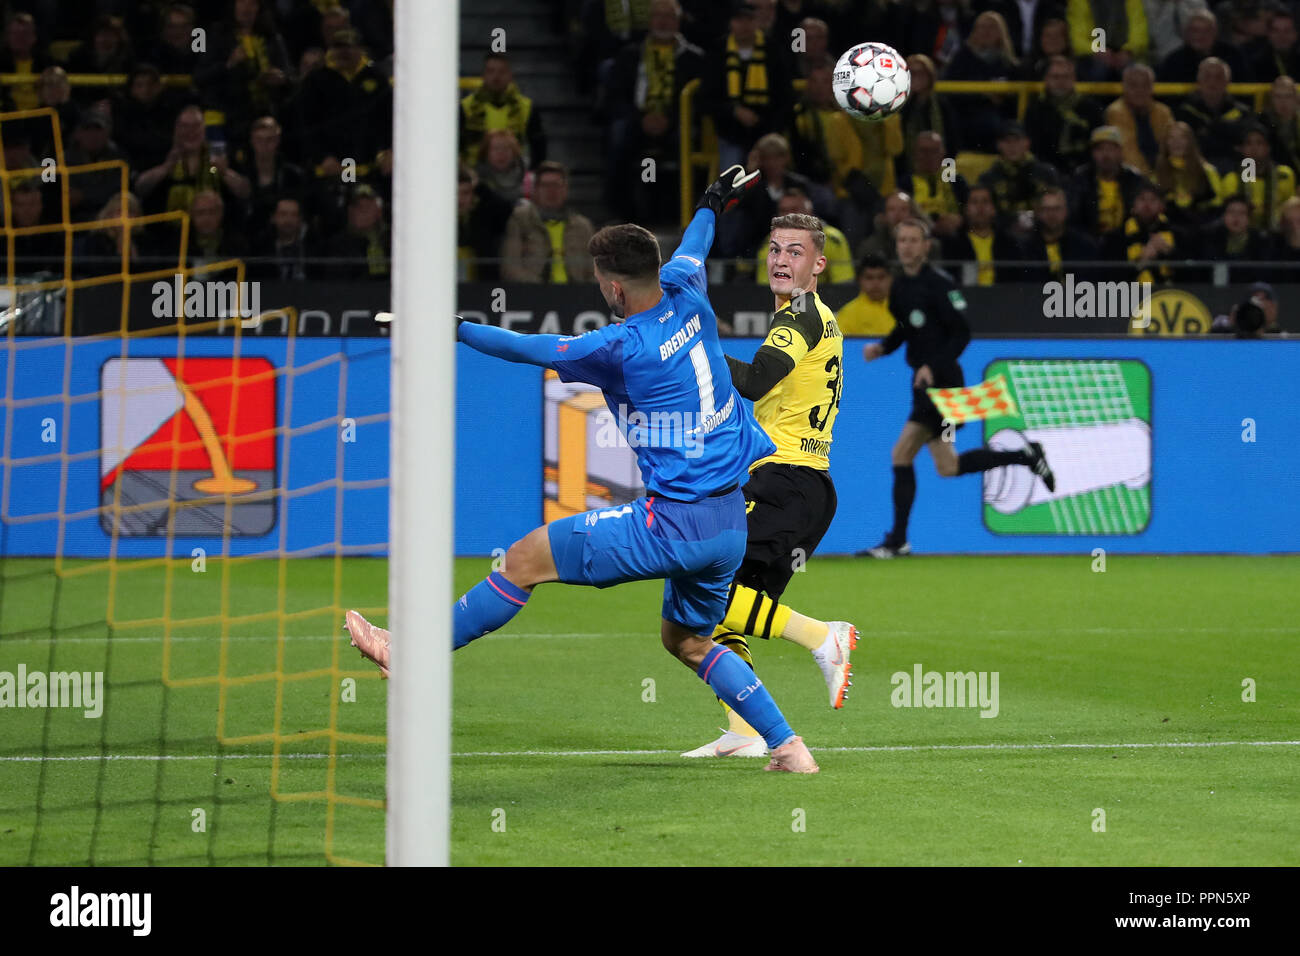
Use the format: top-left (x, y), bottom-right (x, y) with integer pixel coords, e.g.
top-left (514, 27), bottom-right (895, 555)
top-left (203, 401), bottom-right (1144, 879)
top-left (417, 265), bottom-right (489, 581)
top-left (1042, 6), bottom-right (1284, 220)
top-left (697, 164), bottom-right (762, 216)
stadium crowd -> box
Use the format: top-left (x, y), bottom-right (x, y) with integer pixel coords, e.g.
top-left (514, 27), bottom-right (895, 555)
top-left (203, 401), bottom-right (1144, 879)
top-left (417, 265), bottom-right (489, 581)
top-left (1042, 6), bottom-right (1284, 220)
top-left (453, 0), bottom-right (1300, 333)
top-left (1, 0), bottom-right (393, 282)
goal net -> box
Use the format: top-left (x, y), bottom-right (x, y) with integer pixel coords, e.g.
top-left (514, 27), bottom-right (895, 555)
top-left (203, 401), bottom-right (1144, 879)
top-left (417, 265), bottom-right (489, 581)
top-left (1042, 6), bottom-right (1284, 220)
top-left (0, 107), bottom-right (390, 865)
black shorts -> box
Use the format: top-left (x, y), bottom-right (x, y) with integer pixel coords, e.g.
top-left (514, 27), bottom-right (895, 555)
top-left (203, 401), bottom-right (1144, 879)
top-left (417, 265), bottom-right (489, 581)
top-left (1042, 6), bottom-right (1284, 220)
top-left (907, 365), bottom-right (965, 436)
top-left (735, 463), bottom-right (837, 600)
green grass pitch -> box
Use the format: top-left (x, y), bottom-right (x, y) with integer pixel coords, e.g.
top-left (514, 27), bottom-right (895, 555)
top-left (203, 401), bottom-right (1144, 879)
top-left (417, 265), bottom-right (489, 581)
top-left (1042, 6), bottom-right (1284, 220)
top-left (0, 555), bottom-right (1297, 866)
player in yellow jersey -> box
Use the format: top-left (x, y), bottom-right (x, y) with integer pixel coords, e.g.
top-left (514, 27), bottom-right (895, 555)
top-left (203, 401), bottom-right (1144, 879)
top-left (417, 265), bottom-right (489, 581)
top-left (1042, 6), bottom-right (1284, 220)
top-left (682, 211), bottom-right (858, 759)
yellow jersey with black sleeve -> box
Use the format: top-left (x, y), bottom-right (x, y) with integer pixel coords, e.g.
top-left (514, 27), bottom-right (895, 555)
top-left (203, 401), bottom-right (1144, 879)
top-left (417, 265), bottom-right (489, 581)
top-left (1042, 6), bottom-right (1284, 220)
top-left (726, 291), bottom-right (843, 472)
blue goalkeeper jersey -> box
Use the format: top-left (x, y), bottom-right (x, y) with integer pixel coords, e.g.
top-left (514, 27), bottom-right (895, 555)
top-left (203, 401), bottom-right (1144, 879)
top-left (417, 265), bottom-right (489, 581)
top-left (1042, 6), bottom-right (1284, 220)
top-left (459, 210), bottom-right (774, 501)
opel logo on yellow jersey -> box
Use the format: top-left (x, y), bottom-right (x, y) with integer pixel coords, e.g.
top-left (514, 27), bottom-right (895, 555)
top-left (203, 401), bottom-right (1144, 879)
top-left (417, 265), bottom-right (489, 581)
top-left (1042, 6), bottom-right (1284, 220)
top-left (771, 327), bottom-right (794, 348)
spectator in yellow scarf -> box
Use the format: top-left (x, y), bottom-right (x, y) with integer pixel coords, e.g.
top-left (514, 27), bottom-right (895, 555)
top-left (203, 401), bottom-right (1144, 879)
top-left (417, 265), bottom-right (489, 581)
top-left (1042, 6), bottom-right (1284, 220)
top-left (699, 0), bottom-right (791, 172)
top-left (1219, 123), bottom-right (1297, 230)
top-left (460, 53), bottom-right (547, 169)
top-left (1153, 121), bottom-right (1220, 228)
top-left (0, 13), bottom-right (49, 112)
top-left (602, 0), bottom-right (705, 221)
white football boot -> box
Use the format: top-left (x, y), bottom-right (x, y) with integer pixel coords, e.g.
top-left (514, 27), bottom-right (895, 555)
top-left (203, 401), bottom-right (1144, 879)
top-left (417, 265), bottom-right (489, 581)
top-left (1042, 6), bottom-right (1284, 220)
top-left (812, 621), bottom-right (857, 708)
top-left (680, 729), bottom-right (769, 758)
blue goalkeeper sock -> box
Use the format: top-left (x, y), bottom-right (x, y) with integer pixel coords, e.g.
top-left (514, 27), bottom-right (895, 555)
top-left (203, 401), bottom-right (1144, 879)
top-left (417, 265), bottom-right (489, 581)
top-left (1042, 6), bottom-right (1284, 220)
top-left (697, 644), bottom-right (795, 750)
top-left (453, 571), bottom-right (529, 649)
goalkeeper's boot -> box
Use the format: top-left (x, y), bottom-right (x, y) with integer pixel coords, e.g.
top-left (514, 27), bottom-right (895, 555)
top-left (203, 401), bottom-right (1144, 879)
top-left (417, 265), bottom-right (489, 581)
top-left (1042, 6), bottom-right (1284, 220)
top-left (681, 729), bottom-right (769, 758)
top-left (1026, 440), bottom-right (1056, 492)
top-left (345, 610), bottom-right (390, 678)
top-left (764, 735), bottom-right (819, 774)
top-left (812, 622), bottom-right (857, 709)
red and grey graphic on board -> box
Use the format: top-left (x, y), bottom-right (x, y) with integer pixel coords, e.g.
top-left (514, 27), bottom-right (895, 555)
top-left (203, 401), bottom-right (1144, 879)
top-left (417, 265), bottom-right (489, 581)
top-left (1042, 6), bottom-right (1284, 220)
top-left (100, 357), bottom-right (276, 536)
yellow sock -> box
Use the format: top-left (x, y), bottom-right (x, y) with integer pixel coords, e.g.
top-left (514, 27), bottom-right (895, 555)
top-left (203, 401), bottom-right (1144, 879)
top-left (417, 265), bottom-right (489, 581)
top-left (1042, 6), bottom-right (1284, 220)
top-left (726, 706), bottom-right (759, 737)
top-left (780, 610), bottom-right (831, 651)
top-left (723, 584), bottom-right (826, 650)
top-left (722, 584), bottom-right (789, 640)
top-left (713, 628), bottom-right (760, 737)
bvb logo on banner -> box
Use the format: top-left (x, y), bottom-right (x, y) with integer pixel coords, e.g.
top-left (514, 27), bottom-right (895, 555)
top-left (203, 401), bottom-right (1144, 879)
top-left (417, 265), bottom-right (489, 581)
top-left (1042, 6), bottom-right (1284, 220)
top-left (1130, 288), bottom-right (1213, 336)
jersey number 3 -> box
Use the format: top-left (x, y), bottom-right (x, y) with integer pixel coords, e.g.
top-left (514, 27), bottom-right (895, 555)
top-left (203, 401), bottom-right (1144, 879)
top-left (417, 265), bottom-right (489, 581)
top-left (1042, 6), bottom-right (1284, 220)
top-left (808, 355), bottom-right (842, 432)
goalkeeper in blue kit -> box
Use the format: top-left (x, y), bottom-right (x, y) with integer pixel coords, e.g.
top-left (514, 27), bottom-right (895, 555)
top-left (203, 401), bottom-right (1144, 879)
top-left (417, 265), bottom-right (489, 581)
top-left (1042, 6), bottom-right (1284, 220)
top-left (346, 167), bottom-right (819, 772)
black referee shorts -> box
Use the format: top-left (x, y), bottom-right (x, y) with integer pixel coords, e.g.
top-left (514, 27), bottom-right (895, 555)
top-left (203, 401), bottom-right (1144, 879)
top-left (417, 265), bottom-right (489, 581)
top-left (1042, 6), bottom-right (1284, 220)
top-left (907, 365), bottom-right (965, 437)
top-left (735, 462), bottom-right (837, 600)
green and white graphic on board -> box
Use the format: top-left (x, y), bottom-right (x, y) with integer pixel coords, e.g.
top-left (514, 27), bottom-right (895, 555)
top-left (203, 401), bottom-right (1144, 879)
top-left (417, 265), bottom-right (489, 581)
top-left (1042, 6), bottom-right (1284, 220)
top-left (982, 359), bottom-right (1152, 535)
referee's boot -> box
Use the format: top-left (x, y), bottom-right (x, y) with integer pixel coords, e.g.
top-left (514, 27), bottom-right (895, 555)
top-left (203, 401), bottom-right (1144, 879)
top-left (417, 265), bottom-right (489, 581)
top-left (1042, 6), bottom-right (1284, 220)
top-left (859, 534), bottom-right (912, 559)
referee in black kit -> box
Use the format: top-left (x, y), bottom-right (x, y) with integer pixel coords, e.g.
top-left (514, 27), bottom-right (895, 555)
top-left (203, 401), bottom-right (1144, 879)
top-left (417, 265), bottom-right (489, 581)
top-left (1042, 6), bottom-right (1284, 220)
top-left (859, 217), bottom-right (1056, 558)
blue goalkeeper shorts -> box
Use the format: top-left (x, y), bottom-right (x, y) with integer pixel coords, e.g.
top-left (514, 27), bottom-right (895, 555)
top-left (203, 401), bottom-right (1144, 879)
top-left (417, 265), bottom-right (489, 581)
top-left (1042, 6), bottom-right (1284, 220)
top-left (547, 487), bottom-right (748, 635)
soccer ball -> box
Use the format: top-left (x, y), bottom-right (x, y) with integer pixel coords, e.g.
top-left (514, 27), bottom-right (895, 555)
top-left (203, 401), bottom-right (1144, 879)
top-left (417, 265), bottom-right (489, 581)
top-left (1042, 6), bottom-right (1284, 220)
top-left (832, 42), bottom-right (910, 121)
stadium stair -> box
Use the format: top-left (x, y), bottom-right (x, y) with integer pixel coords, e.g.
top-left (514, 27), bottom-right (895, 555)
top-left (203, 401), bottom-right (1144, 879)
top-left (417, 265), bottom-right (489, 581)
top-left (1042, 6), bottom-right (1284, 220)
top-left (460, 0), bottom-right (610, 224)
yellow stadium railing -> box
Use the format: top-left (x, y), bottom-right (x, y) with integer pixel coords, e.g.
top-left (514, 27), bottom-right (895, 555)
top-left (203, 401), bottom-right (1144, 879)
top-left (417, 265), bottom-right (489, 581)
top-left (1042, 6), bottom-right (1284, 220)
top-left (0, 72), bottom-right (193, 86)
top-left (679, 78), bottom-right (716, 228)
top-left (0, 71), bottom-right (194, 94)
top-left (678, 79), bottom-right (1277, 227)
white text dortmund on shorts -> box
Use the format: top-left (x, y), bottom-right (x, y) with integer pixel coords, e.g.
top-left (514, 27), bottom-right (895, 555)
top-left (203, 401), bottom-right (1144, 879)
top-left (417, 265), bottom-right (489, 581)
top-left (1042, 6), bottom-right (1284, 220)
top-left (1042, 274), bottom-right (1152, 327)
top-left (890, 663), bottom-right (999, 718)
top-left (152, 273), bottom-right (261, 320)
top-left (50, 886), bottom-right (151, 936)
top-left (0, 666), bottom-right (103, 718)
top-left (596, 395), bottom-right (736, 460)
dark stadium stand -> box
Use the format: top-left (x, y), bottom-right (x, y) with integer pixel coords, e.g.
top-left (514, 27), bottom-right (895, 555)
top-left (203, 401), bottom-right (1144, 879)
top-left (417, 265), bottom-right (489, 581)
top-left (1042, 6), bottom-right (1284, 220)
top-left (0, 1), bottom-right (1294, 334)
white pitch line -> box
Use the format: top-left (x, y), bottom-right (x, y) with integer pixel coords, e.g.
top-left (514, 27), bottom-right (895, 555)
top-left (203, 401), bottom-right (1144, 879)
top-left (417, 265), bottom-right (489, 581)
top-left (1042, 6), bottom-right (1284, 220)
top-left (0, 633), bottom-right (352, 645)
top-left (451, 740), bottom-right (1300, 757)
top-left (0, 632), bottom-right (633, 644)
top-left (4, 625), bottom-right (1297, 645)
top-left (2, 740), bottom-right (1297, 762)
top-left (0, 753), bottom-right (383, 762)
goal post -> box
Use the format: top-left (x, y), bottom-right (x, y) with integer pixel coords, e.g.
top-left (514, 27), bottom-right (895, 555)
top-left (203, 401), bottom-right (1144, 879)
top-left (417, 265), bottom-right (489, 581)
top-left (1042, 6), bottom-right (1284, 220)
top-left (387, 0), bottom-right (456, 866)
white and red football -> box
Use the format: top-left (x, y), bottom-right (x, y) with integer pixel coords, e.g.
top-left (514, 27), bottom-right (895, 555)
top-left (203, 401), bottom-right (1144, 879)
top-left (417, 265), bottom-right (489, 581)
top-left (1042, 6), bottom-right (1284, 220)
top-left (832, 41), bottom-right (911, 121)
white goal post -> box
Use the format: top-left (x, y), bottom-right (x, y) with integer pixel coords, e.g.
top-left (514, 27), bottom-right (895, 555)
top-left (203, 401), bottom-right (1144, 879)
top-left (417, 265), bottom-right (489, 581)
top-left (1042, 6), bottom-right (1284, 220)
top-left (387, 0), bottom-right (456, 866)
